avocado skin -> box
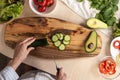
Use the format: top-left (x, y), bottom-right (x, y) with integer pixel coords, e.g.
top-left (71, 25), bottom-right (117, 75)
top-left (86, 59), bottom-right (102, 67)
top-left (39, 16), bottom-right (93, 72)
top-left (85, 31), bottom-right (97, 53)
top-left (87, 18), bottom-right (108, 28)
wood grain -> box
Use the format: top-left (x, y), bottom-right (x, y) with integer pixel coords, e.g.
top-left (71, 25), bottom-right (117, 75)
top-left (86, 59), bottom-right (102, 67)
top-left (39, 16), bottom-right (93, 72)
top-left (4, 17), bottom-right (102, 59)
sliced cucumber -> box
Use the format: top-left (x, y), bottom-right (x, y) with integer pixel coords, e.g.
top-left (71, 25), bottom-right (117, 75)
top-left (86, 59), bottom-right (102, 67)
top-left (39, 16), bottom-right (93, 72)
top-left (58, 44), bottom-right (65, 51)
top-left (51, 33), bottom-right (71, 51)
top-left (54, 40), bottom-right (61, 47)
top-left (52, 35), bottom-right (58, 42)
top-left (59, 33), bottom-right (64, 40)
top-left (64, 35), bottom-right (71, 41)
top-left (56, 33), bottom-right (60, 39)
top-left (63, 40), bottom-right (70, 45)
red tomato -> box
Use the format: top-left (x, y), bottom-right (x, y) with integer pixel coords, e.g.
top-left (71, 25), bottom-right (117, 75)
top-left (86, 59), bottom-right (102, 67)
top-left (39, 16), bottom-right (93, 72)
top-left (105, 59), bottom-right (116, 68)
top-left (46, 0), bottom-right (54, 7)
top-left (99, 58), bottom-right (116, 75)
top-left (113, 40), bottom-right (120, 49)
top-left (38, 6), bottom-right (46, 12)
top-left (38, 0), bottom-right (47, 7)
top-left (33, 0), bottom-right (38, 5)
top-left (108, 69), bottom-right (116, 75)
top-left (99, 61), bottom-right (107, 74)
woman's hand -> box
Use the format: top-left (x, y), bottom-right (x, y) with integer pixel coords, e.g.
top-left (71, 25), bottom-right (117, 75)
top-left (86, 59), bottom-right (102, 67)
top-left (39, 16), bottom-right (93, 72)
top-left (8, 37), bottom-right (36, 70)
top-left (56, 68), bottom-right (67, 80)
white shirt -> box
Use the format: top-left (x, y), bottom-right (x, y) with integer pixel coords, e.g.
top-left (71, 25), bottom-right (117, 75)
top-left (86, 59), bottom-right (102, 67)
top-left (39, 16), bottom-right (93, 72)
top-left (0, 66), bottom-right (55, 80)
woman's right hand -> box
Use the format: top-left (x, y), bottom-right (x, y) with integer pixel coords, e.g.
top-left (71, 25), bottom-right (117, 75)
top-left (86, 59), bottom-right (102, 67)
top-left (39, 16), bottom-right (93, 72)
top-left (56, 68), bottom-right (67, 80)
top-left (8, 37), bottom-right (35, 70)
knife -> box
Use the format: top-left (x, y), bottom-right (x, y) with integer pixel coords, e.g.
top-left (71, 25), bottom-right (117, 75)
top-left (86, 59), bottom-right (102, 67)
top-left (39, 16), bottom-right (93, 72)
top-left (53, 56), bottom-right (60, 75)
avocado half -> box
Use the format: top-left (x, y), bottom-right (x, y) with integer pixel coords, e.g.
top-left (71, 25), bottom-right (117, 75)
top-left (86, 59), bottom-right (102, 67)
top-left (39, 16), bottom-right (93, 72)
top-left (85, 31), bottom-right (97, 53)
top-left (87, 18), bottom-right (108, 28)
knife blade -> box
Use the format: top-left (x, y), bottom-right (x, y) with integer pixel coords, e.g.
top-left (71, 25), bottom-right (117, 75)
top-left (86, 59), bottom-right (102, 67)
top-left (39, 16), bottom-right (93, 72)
top-left (53, 56), bottom-right (60, 74)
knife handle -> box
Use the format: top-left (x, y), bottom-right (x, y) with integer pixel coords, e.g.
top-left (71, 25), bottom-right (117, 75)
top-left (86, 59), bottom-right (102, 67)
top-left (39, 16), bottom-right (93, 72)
top-left (57, 67), bottom-right (60, 75)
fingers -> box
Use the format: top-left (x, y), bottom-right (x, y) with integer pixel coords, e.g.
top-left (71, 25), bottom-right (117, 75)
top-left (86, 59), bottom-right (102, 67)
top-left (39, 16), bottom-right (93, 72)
top-left (22, 37), bottom-right (34, 43)
top-left (19, 37), bottom-right (36, 47)
top-left (27, 47), bottom-right (35, 52)
top-left (25, 38), bottom-right (36, 46)
top-left (57, 67), bottom-right (67, 80)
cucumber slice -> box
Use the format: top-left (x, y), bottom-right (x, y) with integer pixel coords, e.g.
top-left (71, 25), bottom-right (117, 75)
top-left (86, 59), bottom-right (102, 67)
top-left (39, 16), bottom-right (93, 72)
top-left (58, 44), bottom-right (65, 51)
top-left (63, 40), bottom-right (70, 45)
top-left (64, 35), bottom-right (71, 41)
top-left (54, 40), bottom-right (61, 47)
top-left (56, 33), bottom-right (61, 39)
top-left (59, 33), bottom-right (64, 40)
top-left (52, 35), bottom-right (58, 42)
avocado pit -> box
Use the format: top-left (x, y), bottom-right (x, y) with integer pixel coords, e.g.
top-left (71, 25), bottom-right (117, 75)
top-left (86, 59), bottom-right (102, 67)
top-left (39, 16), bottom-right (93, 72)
top-left (88, 43), bottom-right (94, 49)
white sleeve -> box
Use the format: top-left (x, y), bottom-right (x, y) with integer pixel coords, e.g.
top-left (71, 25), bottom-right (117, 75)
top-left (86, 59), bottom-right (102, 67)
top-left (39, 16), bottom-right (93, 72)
top-left (0, 66), bottom-right (19, 80)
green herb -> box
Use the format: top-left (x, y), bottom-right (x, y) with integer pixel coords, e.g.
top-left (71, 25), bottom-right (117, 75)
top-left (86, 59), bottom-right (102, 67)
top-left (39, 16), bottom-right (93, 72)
top-left (0, 0), bottom-right (24, 23)
top-left (89, 0), bottom-right (119, 26)
top-left (77, 0), bottom-right (83, 2)
top-left (112, 23), bottom-right (120, 38)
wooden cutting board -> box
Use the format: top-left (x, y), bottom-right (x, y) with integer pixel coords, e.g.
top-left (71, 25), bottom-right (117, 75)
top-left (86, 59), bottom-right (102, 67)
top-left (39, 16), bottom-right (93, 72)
top-left (4, 17), bottom-right (102, 59)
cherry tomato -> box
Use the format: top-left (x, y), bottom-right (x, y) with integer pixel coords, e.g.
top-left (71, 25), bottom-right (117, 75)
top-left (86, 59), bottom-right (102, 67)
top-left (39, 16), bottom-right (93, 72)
top-left (38, 0), bottom-right (47, 7)
top-left (38, 6), bottom-right (46, 12)
top-left (46, 0), bottom-right (54, 7)
top-left (113, 40), bottom-right (120, 49)
top-left (33, 0), bottom-right (38, 5)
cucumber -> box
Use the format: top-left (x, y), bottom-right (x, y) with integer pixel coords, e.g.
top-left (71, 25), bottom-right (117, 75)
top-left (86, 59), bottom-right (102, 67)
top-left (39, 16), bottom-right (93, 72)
top-left (56, 33), bottom-right (61, 39)
top-left (64, 35), bottom-right (71, 41)
top-left (52, 35), bottom-right (58, 42)
top-left (63, 40), bottom-right (70, 45)
top-left (51, 33), bottom-right (71, 51)
top-left (54, 40), bottom-right (61, 47)
top-left (58, 44), bottom-right (65, 51)
top-left (59, 33), bottom-right (64, 40)
top-left (29, 38), bottom-right (49, 47)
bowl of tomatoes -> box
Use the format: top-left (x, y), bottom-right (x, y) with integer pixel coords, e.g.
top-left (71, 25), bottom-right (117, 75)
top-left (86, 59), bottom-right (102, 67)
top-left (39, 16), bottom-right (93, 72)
top-left (98, 56), bottom-right (120, 79)
top-left (29, 0), bottom-right (56, 15)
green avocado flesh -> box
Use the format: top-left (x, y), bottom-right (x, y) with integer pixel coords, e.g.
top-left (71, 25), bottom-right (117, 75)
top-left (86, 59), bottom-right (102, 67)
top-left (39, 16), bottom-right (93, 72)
top-left (85, 31), bottom-right (97, 53)
top-left (87, 18), bottom-right (108, 28)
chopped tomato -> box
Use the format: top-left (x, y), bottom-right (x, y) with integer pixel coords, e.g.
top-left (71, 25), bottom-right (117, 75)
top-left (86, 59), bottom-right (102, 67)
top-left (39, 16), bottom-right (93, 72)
top-left (108, 69), bottom-right (116, 75)
top-left (113, 40), bottom-right (120, 49)
top-left (99, 61), bottom-right (107, 74)
top-left (105, 59), bottom-right (116, 68)
top-left (99, 58), bottom-right (116, 75)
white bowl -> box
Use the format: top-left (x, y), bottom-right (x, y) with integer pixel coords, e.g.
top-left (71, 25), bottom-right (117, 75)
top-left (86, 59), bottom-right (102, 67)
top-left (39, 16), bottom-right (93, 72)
top-left (98, 56), bottom-right (120, 79)
top-left (110, 37), bottom-right (120, 63)
top-left (29, 0), bottom-right (57, 15)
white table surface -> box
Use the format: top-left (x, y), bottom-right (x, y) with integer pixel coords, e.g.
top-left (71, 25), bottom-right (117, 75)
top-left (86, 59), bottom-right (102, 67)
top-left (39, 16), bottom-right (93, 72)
top-left (0, 0), bottom-right (120, 80)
